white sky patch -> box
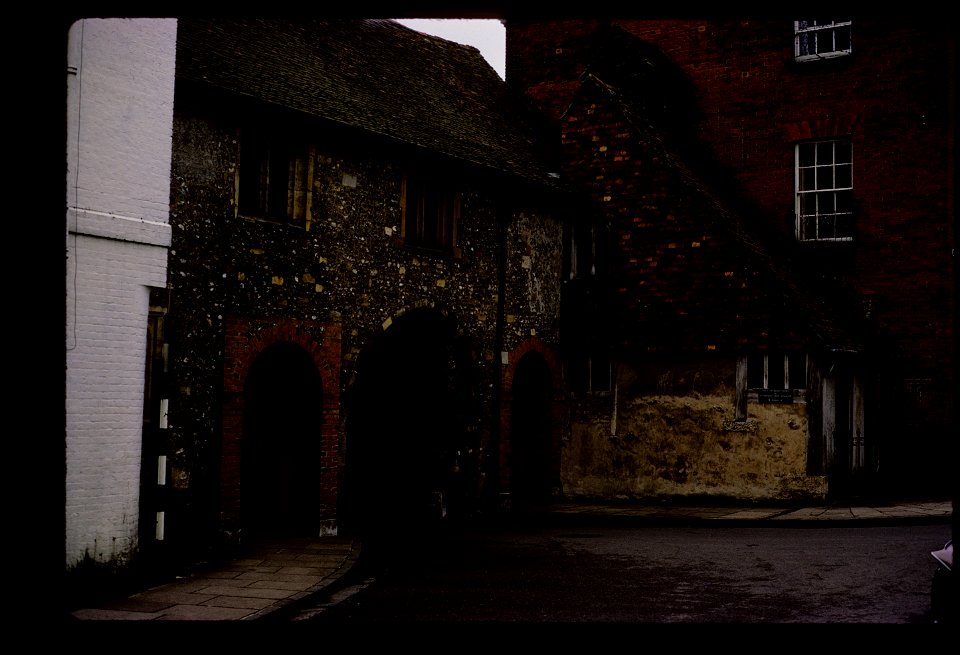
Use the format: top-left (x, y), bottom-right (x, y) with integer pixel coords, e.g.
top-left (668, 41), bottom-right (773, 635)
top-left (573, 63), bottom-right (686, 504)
top-left (394, 19), bottom-right (506, 79)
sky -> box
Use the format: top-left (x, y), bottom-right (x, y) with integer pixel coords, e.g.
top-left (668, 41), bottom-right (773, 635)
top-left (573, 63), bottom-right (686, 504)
top-left (394, 19), bottom-right (506, 79)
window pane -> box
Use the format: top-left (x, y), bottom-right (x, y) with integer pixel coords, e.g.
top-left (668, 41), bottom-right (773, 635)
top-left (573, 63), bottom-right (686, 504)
top-left (816, 165), bottom-right (834, 190)
top-left (819, 215), bottom-right (837, 239)
top-left (825, 27), bottom-right (840, 52)
top-left (798, 142), bottom-right (815, 167)
top-left (835, 212), bottom-right (854, 239)
top-left (834, 27), bottom-right (851, 51)
top-left (799, 166), bottom-right (814, 192)
top-left (767, 354), bottom-right (785, 390)
top-left (747, 354), bottom-right (764, 388)
top-left (835, 163), bottom-right (852, 188)
top-left (266, 147), bottom-right (288, 219)
top-left (826, 191), bottom-right (840, 213)
top-left (816, 141), bottom-right (834, 165)
top-left (836, 189), bottom-right (853, 214)
top-left (835, 140), bottom-right (852, 164)
top-left (788, 353), bottom-right (807, 389)
top-left (423, 189), bottom-right (439, 243)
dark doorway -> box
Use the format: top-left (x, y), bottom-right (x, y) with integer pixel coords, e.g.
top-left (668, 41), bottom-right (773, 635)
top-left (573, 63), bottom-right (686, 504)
top-left (344, 308), bottom-right (473, 540)
top-left (827, 365), bottom-right (855, 501)
top-left (242, 341), bottom-right (324, 538)
top-left (509, 351), bottom-right (554, 506)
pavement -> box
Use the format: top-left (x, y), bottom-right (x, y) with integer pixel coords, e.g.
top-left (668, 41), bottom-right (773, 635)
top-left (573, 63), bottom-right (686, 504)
top-left (65, 497), bottom-right (954, 622)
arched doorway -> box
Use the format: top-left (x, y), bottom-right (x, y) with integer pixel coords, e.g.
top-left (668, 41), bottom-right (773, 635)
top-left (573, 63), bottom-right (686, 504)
top-left (509, 351), bottom-right (554, 506)
top-left (343, 308), bottom-right (475, 540)
top-left (242, 341), bottom-right (324, 538)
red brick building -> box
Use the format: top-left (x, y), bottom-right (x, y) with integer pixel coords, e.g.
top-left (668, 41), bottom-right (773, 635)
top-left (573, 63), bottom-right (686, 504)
top-left (505, 18), bottom-right (955, 501)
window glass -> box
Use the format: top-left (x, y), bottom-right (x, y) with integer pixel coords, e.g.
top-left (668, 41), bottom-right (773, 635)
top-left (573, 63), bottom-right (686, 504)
top-left (767, 354), bottom-right (785, 390)
top-left (788, 353), bottom-right (807, 389)
top-left (747, 354), bottom-right (765, 388)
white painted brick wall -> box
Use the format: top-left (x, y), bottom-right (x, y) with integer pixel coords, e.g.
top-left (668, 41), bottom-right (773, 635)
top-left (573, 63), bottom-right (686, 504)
top-left (65, 18), bottom-right (176, 569)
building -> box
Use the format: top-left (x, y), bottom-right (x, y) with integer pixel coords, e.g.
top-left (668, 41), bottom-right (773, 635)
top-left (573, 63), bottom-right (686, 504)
top-left (505, 17), bottom-right (955, 502)
top-left (64, 18), bottom-right (177, 574)
top-left (65, 16), bottom-right (568, 583)
top-left (64, 16), bottom-right (954, 590)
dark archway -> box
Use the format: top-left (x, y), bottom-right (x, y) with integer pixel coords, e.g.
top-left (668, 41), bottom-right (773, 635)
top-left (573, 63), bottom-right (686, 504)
top-left (343, 308), bottom-right (476, 541)
top-left (509, 351), bottom-right (554, 506)
top-left (242, 341), bottom-right (324, 538)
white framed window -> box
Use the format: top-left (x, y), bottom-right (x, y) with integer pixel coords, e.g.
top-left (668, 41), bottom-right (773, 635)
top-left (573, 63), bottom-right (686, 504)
top-left (795, 139), bottom-right (854, 242)
top-left (794, 20), bottom-right (852, 61)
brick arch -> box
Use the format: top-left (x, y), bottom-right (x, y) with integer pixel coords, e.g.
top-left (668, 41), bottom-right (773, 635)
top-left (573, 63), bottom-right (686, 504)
top-left (499, 337), bottom-right (564, 496)
top-left (502, 337), bottom-right (561, 395)
top-left (221, 317), bottom-right (341, 535)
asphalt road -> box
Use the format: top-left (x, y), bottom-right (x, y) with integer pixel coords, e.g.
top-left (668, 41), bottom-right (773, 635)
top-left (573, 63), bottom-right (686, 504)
top-left (287, 522), bottom-right (951, 625)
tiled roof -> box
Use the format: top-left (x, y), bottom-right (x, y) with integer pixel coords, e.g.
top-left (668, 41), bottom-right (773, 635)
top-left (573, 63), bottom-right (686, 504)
top-left (175, 17), bottom-right (559, 188)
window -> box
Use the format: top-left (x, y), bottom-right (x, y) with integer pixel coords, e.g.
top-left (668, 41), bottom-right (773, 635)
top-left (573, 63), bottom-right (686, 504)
top-left (794, 20), bottom-right (851, 61)
top-left (734, 351), bottom-right (806, 420)
top-left (238, 128), bottom-right (314, 225)
top-left (565, 218), bottom-right (610, 280)
top-left (567, 350), bottom-right (612, 396)
top-left (795, 139), bottom-right (853, 241)
top-left (562, 215), bottom-right (612, 396)
top-left (747, 352), bottom-right (806, 391)
top-left (401, 172), bottom-right (462, 256)
top-left (746, 352), bottom-right (807, 408)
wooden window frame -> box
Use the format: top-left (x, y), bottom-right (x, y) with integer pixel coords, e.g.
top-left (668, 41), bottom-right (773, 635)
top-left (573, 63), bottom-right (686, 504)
top-left (400, 171), bottom-right (462, 257)
top-left (237, 127), bottom-right (314, 228)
